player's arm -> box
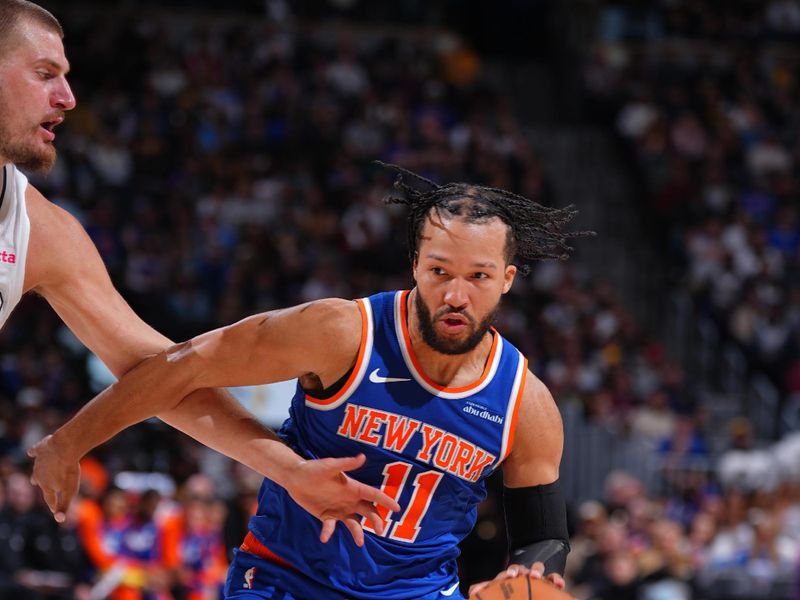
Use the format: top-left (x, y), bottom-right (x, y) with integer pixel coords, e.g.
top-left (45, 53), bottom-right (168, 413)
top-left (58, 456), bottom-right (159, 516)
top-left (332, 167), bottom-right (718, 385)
top-left (24, 188), bottom-right (399, 539)
top-left (53, 299), bottom-right (364, 455)
top-left (502, 374), bottom-right (569, 576)
top-left (469, 373), bottom-right (569, 598)
top-left (22, 186), bottom-right (315, 480)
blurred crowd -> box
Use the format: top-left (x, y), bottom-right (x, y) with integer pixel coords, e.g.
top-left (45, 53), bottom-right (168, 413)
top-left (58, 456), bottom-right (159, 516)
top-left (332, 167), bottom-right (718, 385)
top-left (579, 0), bottom-right (800, 598)
top-left (0, 1), bottom-right (797, 598)
top-left (586, 0), bottom-right (800, 404)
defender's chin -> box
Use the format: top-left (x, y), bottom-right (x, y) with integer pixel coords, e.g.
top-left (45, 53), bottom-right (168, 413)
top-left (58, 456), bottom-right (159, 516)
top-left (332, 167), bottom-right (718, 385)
top-left (21, 140), bottom-right (57, 174)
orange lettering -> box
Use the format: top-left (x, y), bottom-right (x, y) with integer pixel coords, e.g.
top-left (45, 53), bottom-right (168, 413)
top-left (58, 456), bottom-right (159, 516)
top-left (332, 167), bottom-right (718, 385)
top-left (450, 440), bottom-right (476, 478)
top-left (357, 409), bottom-right (388, 446)
top-left (337, 404), bottom-right (369, 439)
top-left (464, 448), bottom-right (495, 482)
top-left (416, 424), bottom-right (444, 462)
top-left (433, 434), bottom-right (458, 470)
top-left (383, 415), bottom-right (421, 453)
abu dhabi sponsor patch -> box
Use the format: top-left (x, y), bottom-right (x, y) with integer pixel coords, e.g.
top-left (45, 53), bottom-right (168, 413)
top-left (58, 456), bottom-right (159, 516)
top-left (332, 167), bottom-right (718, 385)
top-left (462, 401), bottom-right (503, 424)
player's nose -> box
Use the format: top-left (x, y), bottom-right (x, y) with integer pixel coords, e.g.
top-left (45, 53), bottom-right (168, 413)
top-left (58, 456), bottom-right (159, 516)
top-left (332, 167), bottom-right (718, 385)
top-left (443, 278), bottom-right (468, 309)
top-left (52, 77), bottom-right (76, 111)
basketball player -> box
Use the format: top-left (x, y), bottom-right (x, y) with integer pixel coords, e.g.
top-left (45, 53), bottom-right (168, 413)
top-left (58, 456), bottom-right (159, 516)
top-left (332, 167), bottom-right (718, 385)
top-left (1, 0), bottom-right (400, 543)
top-left (32, 164), bottom-right (582, 598)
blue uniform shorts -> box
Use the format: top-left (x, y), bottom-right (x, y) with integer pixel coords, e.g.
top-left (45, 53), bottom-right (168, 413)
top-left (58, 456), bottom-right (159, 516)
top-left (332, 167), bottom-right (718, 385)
top-left (224, 549), bottom-right (466, 600)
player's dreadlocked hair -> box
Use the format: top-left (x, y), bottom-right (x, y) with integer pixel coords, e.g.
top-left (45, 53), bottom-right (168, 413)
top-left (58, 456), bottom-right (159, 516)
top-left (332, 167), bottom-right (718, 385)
top-left (377, 161), bottom-right (593, 276)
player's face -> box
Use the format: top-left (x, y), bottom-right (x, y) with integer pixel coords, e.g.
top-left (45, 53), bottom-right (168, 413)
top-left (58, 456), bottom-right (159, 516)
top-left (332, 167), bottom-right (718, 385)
top-left (412, 214), bottom-right (517, 355)
top-left (0, 20), bottom-right (75, 173)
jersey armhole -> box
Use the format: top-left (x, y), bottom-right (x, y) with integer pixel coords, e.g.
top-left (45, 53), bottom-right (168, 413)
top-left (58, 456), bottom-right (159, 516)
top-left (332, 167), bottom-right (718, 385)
top-left (0, 166), bottom-right (6, 210)
top-left (498, 354), bottom-right (528, 464)
top-left (304, 298), bottom-right (373, 410)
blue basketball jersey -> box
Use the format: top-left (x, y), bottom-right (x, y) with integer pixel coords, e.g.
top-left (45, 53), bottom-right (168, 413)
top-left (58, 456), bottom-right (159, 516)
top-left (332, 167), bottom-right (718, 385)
top-left (245, 290), bottom-right (528, 599)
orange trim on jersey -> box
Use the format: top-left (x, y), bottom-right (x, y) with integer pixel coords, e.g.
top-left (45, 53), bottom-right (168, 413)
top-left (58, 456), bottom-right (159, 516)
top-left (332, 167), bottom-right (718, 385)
top-left (399, 290), bottom-right (500, 393)
top-left (502, 358), bottom-right (528, 462)
top-left (240, 531), bottom-right (298, 572)
top-left (304, 298), bottom-right (369, 405)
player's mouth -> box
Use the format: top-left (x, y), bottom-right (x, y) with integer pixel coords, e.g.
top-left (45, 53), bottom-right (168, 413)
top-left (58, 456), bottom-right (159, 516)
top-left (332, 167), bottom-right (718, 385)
top-left (39, 116), bottom-right (63, 142)
top-left (439, 313), bottom-right (469, 333)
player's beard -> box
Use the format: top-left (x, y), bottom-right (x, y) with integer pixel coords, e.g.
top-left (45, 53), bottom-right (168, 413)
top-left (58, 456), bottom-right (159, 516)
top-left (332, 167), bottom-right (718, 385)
top-left (414, 290), bottom-right (499, 356)
top-left (0, 96), bottom-right (57, 174)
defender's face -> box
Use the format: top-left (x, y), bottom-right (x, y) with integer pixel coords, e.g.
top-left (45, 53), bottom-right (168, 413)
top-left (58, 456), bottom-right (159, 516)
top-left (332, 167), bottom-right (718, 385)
top-left (0, 20), bottom-right (75, 173)
top-left (412, 214), bottom-right (517, 355)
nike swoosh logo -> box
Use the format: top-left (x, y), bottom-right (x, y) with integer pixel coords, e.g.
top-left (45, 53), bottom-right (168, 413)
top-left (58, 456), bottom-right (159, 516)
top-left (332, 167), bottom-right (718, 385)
top-left (368, 368), bottom-right (411, 384)
top-left (440, 581), bottom-right (460, 596)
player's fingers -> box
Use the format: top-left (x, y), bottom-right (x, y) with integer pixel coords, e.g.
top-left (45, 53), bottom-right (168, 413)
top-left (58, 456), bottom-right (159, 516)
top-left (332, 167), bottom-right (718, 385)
top-left (320, 519), bottom-right (335, 543)
top-left (54, 490), bottom-right (70, 524)
top-left (357, 501), bottom-right (385, 535)
top-left (27, 434), bottom-right (50, 458)
top-left (320, 518), bottom-right (336, 543)
top-left (326, 453), bottom-right (366, 473)
top-left (468, 581), bottom-right (490, 596)
top-left (41, 487), bottom-right (59, 516)
top-left (356, 482), bottom-right (401, 513)
top-left (504, 564), bottom-right (527, 579)
top-left (527, 561), bottom-right (545, 578)
top-left (343, 516), bottom-right (364, 547)
top-left (546, 573), bottom-right (565, 589)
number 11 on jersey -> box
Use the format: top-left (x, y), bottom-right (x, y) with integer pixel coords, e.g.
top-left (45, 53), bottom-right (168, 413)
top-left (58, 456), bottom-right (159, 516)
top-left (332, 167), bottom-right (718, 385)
top-left (363, 461), bottom-right (444, 543)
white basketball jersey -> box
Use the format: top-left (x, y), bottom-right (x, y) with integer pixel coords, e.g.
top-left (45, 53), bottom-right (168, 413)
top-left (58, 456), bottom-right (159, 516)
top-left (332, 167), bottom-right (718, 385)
top-left (0, 164), bottom-right (31, 328)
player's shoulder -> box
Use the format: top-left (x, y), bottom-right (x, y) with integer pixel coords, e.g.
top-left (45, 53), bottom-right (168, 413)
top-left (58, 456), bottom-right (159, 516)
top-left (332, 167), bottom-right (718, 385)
top-left (301, 297), bottom-right (365, 357)
top-left (296, 297), bottom-right (362, 327)
top-left (520, 368), bottom-right (562, 433)
top-left (502, 367), bottom-right (563, 483)
top-left (24, 184), bottom-right (99, 292)
top-left (522, 369), bottom-right (554, 404)
top-left (25, 183), bottom-right (84, 236)
top-left (252, 297), bottom-right (362, 347)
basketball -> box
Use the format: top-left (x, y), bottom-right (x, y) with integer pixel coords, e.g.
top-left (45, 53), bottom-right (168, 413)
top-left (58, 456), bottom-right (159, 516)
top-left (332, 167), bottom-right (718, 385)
top-left (469, 575), bottom-right (575, 600)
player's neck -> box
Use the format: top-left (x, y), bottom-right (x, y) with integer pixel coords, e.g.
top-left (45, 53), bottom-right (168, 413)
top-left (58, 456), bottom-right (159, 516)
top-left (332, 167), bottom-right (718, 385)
top-left (406, 289), bottom-right (494, 388)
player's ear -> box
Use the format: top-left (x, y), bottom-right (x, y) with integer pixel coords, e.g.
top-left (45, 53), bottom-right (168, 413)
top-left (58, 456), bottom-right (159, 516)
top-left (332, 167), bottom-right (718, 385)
top-left (412, 251), bottom-right (419, 282)
top-left (502, 264), bottom-right (517, 294)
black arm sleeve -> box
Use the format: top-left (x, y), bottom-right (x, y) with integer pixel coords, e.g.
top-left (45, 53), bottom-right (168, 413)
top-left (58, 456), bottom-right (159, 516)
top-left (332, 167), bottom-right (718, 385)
top-left (504, 480), bottom-right (570, 575)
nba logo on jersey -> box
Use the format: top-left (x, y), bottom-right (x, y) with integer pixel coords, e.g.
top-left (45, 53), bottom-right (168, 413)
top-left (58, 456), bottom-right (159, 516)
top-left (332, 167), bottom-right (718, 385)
top-left (243, 567), bottom-right (256, 589)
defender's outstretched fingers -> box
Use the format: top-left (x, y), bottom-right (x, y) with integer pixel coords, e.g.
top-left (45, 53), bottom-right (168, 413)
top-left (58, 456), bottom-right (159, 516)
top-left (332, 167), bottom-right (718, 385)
top-left (320, 518), bottom-right (337, 543)
top-left (356, 500), bottom-right (387, 535)
top-left (317, 453), bottom-right (400, 513)
top-left (328, 453), bottom-right (367, 472)
top-left (355, 480), bottom-right (401, 513)
top-left (343, 516), bottom-right (365, 547)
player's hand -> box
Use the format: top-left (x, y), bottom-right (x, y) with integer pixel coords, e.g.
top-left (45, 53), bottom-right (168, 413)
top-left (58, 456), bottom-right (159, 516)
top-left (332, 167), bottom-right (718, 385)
top-left (284, 453), bottom-right (401, 547)
top-left (27, 434), bottom-right (81, 523)
top-left (468, 562), bottom-right (566, 598)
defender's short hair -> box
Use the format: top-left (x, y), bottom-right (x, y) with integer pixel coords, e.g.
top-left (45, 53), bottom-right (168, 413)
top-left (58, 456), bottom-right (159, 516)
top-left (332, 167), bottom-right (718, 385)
top-left (0, 0), bottom-right (63, 53)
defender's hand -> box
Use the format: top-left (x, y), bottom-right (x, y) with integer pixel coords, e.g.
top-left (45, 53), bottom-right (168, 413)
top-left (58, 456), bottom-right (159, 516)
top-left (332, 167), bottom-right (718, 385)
top-left (468, 562), bottom-right (566, 598)
top-left (284, 453), bottom-right (400, 547)
top-left (27, 434), bottom-right (81, 523)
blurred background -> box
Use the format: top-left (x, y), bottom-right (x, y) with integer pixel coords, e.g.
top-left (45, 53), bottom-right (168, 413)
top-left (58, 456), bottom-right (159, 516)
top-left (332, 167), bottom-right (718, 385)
top-left (1, 0), bottom-right (799, 598)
